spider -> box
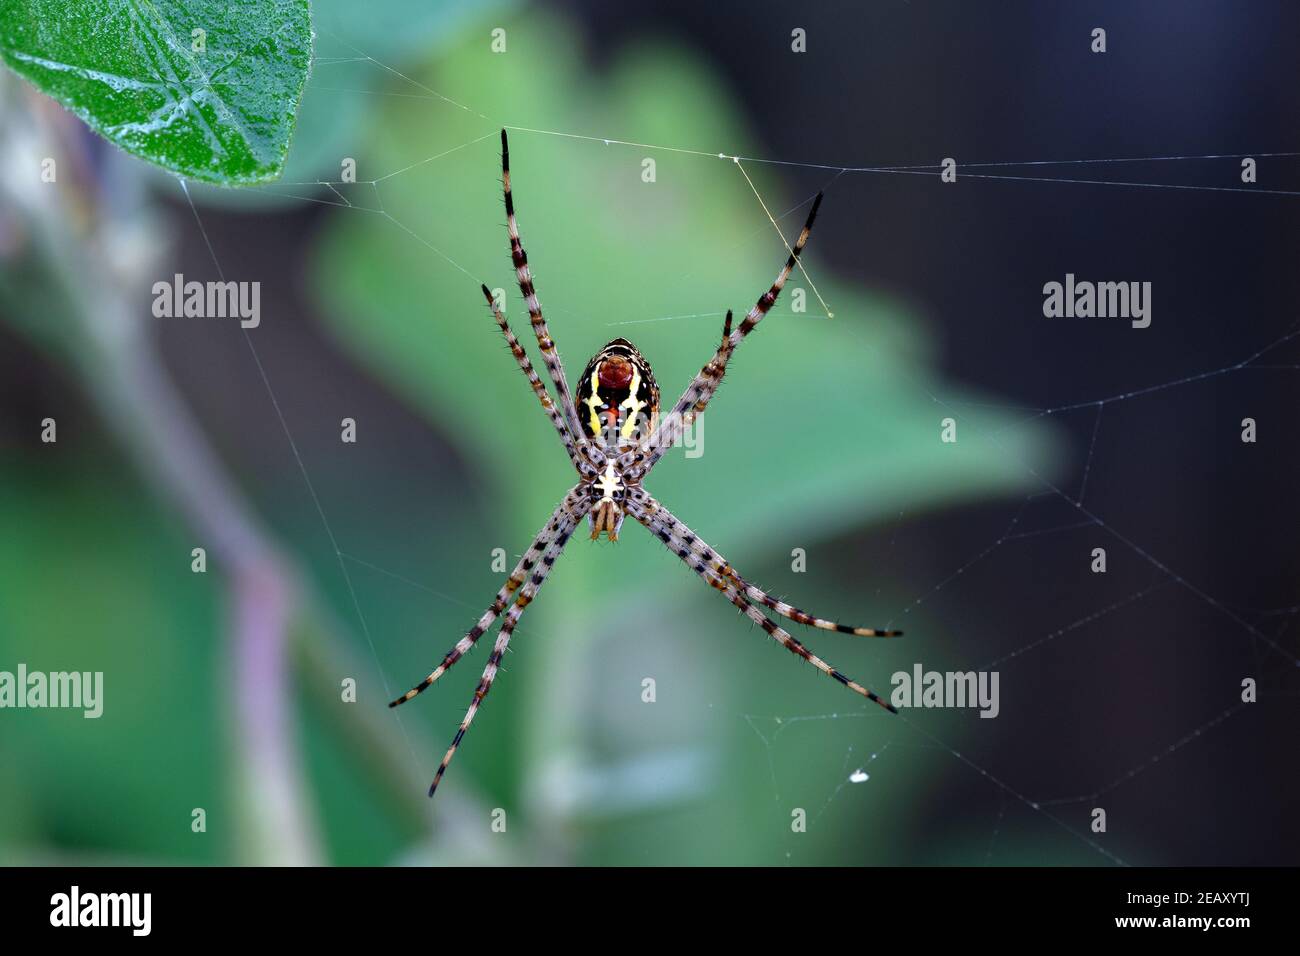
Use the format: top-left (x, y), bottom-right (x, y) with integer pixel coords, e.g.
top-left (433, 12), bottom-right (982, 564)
top-left (392, 130), bottom-right (902, 797)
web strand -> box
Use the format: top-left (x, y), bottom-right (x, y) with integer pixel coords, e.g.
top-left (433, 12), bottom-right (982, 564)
top-left (164, 38), bottom-right (1300, 864)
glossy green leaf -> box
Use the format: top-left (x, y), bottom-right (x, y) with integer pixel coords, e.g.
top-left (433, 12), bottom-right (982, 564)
top-left (0, 0), bottom-right (313, 184)
top-left (190, 0), bottom-right (518, 207)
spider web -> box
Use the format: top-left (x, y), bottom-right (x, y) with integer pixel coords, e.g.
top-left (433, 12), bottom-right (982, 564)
top-left (172, 13), bottom-right (1300, 867)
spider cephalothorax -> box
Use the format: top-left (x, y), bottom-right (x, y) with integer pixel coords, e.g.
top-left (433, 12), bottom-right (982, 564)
top-left (392, 130), bottom-right (904, 798)
top-left (586, 455), bottom-right (631, 541)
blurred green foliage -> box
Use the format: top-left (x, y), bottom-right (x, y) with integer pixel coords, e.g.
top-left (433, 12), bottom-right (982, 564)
top-left (0, 466), bottom-right (226, 863)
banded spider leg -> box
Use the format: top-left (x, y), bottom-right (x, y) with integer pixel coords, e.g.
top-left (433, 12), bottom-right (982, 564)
top-left (501, 129), bottom-right (587, 446)
top-left (620, 192), bottom-right (823, 480)
top-left (479, 283), bottom-right (597, 478)
top-left (425, 492), bottom-right (590, 795)
top-left (389, 486), bottom-right (587, 710)
top-left (626, 489), bottom-right (898, 713)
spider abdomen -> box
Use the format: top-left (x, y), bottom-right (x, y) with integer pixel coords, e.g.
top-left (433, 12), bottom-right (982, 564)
top-left (576, 338), bottom-right (659, 447)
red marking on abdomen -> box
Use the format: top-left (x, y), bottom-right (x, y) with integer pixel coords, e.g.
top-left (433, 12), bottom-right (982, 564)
top-left (599, 358), bottom-right (633, 389)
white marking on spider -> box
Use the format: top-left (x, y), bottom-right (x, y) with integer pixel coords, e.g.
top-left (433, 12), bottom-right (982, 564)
top-left (595, 462), bottom-right (622, 502)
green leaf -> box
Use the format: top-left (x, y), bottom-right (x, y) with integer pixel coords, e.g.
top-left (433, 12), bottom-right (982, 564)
top-left (189, 0), bottom-right (519, 208)
top-left (0, 0), bottom-right (313, 184)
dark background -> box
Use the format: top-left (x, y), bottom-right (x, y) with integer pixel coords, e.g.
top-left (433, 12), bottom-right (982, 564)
top-left (1, 0), bottom-right (1296, 865)
top-left (561, 0), bottom-right (1300, 862)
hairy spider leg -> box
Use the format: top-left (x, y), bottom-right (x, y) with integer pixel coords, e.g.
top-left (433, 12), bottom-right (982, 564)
top-left (622, 193), bottom-right (823, 479)
top-left (390, 487), bottom-right (587, 708)
top-left (427, 499), bottom-right (590, 795)
top-left (630, 488), bottom-right (900, 636)
top-left (501, 129), bottom-right (586, 443)
top-left (479, 283), bottom-right (597, 478)
top-left (627, 490), bottom-right (897, 713)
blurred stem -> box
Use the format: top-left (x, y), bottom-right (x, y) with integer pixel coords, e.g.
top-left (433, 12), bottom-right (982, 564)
top-left (82, 328), bottom-right (323, 867)
top-left (1, 80), bottom-right (505, 863)
top-left (3, 96), bottom-right (322, 865)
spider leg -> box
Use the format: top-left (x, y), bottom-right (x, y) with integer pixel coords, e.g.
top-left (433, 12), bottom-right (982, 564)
top-left (728, 566), bottom-right (901, 636)
top-left (479, 284), bottom-right (594, 478)
top-left (629, 490), bottom-right (899, 636)
top-left (389, 486), bottom-right (587, 708)
top-left (426, 503), bottom-right (586, 796)
top-left (620, 193), bottom-right (823, 478)
top-left (500, 129), bottom-right (586, 443)
top-left (626, 491), bottom-right (896, 713)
